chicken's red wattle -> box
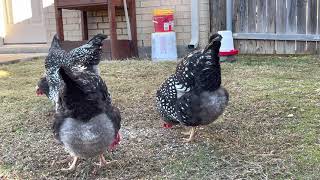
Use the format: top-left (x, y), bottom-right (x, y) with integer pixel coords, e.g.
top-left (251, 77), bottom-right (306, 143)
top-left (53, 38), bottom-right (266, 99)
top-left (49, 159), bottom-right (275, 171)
top-left (108, 132), bottom-right (120, 151)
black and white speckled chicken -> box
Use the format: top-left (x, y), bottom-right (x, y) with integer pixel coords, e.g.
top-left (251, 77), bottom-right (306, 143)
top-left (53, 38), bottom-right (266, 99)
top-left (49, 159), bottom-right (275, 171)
top-left (156, 33), bottom-right (229, 142)
top-left (53, 65), bottom-right (121, 171)
top-left (37, 34), bottom-right (107, 109)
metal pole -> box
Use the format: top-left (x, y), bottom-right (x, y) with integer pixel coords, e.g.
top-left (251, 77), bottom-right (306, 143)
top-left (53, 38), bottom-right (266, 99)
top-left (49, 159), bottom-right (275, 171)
top-left (188, 0), bottom-right (199, 49)
top-left (226, 0), bottom-right (233, 31)
top-left (123, 0), bottom-right (132, 40)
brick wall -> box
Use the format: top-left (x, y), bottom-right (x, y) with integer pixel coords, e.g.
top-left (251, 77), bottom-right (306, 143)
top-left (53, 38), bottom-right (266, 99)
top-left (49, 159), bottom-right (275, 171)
top-left (135, 0), bottom-right (210, 48)
top-left (44, 6), bottom-right (82, 41)
top-left (44, 0), bottom-right (210, 57)
top-left (87, 10), bottom-right (129, 40)
top-left (45, 7), bottom-right (130, 41)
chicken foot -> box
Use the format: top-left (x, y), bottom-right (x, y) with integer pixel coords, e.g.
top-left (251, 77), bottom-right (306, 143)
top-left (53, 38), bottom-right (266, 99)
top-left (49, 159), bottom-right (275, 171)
top-left (182, 127), bottom-right (196, 142)
top-left (61, 156), bottom-right (78, 171)
top-left (95, 154), bottom-right (117, 167)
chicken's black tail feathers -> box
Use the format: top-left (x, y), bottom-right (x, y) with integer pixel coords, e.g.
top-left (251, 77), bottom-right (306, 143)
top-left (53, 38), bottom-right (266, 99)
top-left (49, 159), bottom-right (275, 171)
top-left (58, 66), bottom-right (79, 89)
top-left (58, 66), bottom-right (104, 121)
top-left (49, 34), bottom-right (62, 50)
top-left (202, 33), bottom-right (222, 54)
top-left (58, 66), bottom-right (71, 82)
top-left (195, 33), bottom-right (222, 92)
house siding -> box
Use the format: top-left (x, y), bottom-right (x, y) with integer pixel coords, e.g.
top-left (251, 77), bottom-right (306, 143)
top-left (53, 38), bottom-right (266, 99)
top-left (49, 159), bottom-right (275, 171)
top-left (44, 0), bottom-right (210, 57)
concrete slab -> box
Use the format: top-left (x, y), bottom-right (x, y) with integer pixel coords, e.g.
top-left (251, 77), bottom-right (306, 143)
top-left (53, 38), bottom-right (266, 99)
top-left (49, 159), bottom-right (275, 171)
top-left (0, 44), bottom-right (49, 54)
top-left (0, 53), bottom-right (47, 65)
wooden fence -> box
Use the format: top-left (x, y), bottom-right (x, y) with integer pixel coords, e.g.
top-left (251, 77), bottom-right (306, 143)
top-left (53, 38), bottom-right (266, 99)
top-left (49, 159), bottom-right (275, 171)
top-left (210, 0), bottom-right (320, 54)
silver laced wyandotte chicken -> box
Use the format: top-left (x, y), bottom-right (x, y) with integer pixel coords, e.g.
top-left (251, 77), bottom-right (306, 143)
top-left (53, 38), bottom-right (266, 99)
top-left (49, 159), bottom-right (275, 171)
top-left (36, 34), bottom-right (107, 108)
top-left (53, 65), bottom-right (121, 171)
top-left (156, 33), bottom-right (229, 142)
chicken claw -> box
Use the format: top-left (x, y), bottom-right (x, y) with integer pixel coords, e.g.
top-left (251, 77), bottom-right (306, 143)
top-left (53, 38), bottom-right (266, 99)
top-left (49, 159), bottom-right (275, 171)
top-left (95, 154), bottom-right (117, 167)
top-left (61, 156), bottom-right (78, 171)
top-left (182, 127), bottom-right (196, 142)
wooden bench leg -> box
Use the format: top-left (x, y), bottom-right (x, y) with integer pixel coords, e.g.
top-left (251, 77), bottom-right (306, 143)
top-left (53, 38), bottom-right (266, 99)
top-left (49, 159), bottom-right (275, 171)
top-left (129, 0), bottom-right (138, 57)
top-left (81, 11), bottom-right (88, 40)
top-left (55, 6), bottom-right (64, 41)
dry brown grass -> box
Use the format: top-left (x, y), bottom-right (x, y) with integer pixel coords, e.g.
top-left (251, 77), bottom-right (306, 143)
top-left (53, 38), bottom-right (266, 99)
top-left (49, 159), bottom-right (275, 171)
top-left (0, 55), bottom-right (319, 179)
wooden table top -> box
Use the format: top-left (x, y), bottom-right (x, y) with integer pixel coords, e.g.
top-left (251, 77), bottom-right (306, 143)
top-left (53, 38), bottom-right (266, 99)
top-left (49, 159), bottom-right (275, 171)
top-left (55, 0), bottom-right (126, 10)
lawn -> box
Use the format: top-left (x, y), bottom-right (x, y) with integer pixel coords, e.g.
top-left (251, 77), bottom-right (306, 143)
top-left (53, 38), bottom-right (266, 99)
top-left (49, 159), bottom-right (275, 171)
top-left (0, 55), bottom-right (319, 179)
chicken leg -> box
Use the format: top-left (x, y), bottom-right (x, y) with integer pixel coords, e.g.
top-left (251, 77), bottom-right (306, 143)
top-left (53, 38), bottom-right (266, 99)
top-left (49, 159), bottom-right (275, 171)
top-left (95, 154), bottom-right (117, 167)
top-left (61, 156), bottom-right (78, 171)
top-left (181, 127), bottom-right (196, 142)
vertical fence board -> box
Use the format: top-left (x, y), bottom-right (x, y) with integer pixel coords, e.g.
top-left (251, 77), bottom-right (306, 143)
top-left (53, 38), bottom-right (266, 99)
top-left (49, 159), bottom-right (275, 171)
top-left (266, 0), bottom-right (276, 54)
top-left (210, 0), bottom-right (226, 33)
top-left (276, 0), bottom-right (286, 54)
top-left (233, 0), bottom-right (240, 51)
top-left (286, 0), bottom-right (297, 54)
top-left (233, 0), bottom-right (248, 53)
top-left (209, 0), bottom-right (318, 54)
top-left (219, 0), bottom-right (227, 30)
top-left (256, 0), bottom-right (267, 54)
top-left (306, 0), bottom-right (317, 53)
top-left (239, 0), bottom-right (248, 33)
top-left (318, 0), bottom-right (320, 54)
top-left (296, 0), bottom-right (307, 53)
top-left (246, 0), bottom-right (257, 53)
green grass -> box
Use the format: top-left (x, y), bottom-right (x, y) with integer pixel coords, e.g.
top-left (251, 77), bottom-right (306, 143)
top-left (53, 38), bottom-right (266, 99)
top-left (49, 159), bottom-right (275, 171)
top-left (0, 55), bottom-right (319, 179)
